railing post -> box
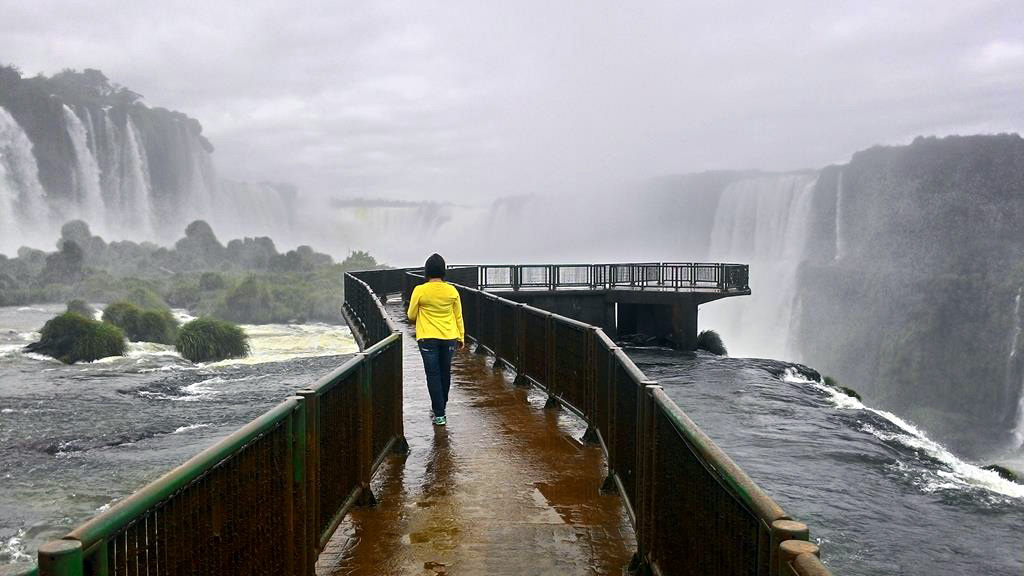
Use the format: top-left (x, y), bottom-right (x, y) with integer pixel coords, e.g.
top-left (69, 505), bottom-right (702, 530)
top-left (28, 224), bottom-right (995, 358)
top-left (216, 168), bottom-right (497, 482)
top-left (600, 346), bottom-right (619, 493)
top-left (513, 304), bottom-right (529, 387)
top-left (580, 327), bottom-right (600, 444)
top-left (770, 520), bottom-right (809, 576)
top-left (778, 540), bottom-right (820, 576)
top-left (297, 389), bottom-right (319, 564)
top-left (357, 355), bottom-right (377, 506)
top-left (285, 397), bottom-right (307, 576)
top-left (37, 540), bottom-right (82, 576)
top-left (544, 314), bottom-right (559, 409)
top-left (392, 337), bottom-right (410, 454)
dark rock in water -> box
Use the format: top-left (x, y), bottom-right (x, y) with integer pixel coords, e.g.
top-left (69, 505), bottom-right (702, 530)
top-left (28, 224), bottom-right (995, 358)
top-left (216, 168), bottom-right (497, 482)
top-left (837, 386), bottom-right (863, 402)
top-left (25, 311), bottom-right (127, 364)
top-left (695, 329), bottom-right (727, 356)
top-left (982, 465), bottom-right (1019, 483)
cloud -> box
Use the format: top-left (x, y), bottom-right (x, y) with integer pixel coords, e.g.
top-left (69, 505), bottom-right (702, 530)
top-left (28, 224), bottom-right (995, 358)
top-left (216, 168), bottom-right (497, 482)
top-left (0, 0), bottom-right (1021, 200)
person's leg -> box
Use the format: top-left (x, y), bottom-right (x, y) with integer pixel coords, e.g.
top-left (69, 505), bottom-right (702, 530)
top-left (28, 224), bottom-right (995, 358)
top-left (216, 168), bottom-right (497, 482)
top-left (418, 339), bottom-right (445, 417)
top-left (439, 339), bottom-right (456, 408)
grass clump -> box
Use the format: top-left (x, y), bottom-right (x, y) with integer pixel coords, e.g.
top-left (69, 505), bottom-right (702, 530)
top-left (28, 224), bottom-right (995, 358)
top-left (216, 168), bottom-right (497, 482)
top-left (175, 317), bottom-right (250, 363)
top-left (66, 299), bottom-right (96, 318)
top-left (25, 312), bottom-right (127, 363)
top-left (823, 375), bottom-right (863, 401)
top-left (102, 301), bottom-right (179, 344)
top-left (695, 329), bottom-right (727, 356)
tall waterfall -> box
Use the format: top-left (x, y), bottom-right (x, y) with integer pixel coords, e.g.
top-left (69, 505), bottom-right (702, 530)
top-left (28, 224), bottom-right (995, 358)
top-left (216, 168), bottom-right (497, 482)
top-left (61, 105), bottom-right (107, 234)
top-left (0, 108), bottom-right (48, 252)
top-left (699, 174), bottom-right (817, 359)
top-left (119, 117), bottom-right (153, 235)
top-left (1009, 288), bottom-right (1024, 450)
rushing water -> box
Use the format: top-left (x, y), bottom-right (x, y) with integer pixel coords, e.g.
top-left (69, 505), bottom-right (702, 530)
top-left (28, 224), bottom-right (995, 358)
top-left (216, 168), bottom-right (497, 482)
top-left (0, 304), bottom-right (358, 565)
top-left (629, 347), bottom-right (1024, 576)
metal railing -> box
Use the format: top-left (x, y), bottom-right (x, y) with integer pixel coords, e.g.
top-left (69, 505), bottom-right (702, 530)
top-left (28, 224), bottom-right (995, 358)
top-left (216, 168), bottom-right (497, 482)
top-left (400, 267), bottom-right (830, 576)
top-left (31, 273), bottom-right (404, 576)
top-left (475, 262), bottom-right (750, 292)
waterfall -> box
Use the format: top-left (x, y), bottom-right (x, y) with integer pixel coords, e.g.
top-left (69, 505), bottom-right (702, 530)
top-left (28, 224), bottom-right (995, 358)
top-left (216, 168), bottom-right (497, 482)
top-left (61, 105), bottom-right (106, 233)
top-left (1009, 288), bottom-right (1024, 450)
top-left (99, 110), bottom-right (122, 209)
top-left (700, 174), bottom-right (817, 359)
top-left (0, 107), bottom-right (49, 252)
top-left (119, 116), bottom-right (154, 236)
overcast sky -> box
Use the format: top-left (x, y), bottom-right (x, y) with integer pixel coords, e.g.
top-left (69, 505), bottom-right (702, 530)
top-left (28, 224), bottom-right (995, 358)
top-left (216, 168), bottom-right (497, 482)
top-left (1, 0), bottom-right (1022, 201)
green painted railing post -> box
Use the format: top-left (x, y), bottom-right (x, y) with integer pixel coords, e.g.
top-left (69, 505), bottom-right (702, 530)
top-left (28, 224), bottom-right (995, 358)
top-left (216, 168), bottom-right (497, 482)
top-left (287, 396), bottom-right (309, 576)
top-left (298, 388), bottom-right (320, 563)
top-left (357, 354), bottom-right (377, 506)
top-left (770, 520), bottom-right (809, 576)
top-left (543, 313), bottom-right (559, 409)
top-left (37, 540), bottom-right (82, 576)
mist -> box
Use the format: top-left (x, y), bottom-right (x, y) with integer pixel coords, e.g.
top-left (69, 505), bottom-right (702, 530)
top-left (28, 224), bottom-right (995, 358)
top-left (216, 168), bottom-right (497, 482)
top-left (2, 0), bottom-right (1021, 207)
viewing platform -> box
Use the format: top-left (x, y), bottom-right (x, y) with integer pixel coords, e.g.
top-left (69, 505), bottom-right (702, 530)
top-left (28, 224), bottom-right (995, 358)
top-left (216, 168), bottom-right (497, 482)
top-left (21, 263), bottom-right (832, 576)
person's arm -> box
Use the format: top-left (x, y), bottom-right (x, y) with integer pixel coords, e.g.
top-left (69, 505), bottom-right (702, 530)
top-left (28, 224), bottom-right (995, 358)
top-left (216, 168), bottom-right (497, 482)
top-left (407, 286), bottom-right (421, 321)
top-left (453, 290), bottom-right (465, 346)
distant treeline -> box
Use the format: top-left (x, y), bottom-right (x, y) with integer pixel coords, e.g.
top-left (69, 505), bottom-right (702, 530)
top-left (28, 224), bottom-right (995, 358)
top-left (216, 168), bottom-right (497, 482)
top-left (0, 219), bottom-right (383, 324)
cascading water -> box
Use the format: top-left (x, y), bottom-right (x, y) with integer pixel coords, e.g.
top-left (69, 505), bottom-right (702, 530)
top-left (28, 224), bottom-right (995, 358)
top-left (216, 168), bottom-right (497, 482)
top-left (119, 116), bottom-right (154, 236)
top-left (0, 107), bottom-right (49, 252)
top-left (61, 105), bottom-right (106, 233)
top-left (1009, 288), bottom-right (1024, 450)
top-left (700, 174), bottom-right (817, 359)
top-left (99, 110), bottom-right (122, 210)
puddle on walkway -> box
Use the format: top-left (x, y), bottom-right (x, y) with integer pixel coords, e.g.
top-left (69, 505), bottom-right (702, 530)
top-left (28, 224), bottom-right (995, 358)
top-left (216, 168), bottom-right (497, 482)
top-left (316, 302), bottom-right (636, 576)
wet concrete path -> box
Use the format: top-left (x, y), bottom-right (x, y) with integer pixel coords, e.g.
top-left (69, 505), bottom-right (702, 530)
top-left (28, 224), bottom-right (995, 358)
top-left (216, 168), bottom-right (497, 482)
top-left (316, 302), bottom-right (635, 575)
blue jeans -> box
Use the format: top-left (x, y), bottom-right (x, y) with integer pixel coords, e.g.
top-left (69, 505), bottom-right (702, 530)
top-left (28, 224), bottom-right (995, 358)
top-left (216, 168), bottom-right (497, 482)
top-left (418, 338), bottom-right (457, 417)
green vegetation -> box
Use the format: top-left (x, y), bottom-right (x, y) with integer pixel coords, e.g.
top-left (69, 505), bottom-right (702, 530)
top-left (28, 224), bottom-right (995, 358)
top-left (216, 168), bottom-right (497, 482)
top-left (24, 312), bottom-right (127, 364)
top-left (695, 329), bottom-right (727, 356)
top-left (66, 299), bottom-right (95, 318)
top-left (982, 465), bottom-right (1019, 483)
top-left (0, 220), bottom-right (386, 325)
top-left (102, 301), bottom-right (179, 344)
top-left (176, 317), bottom-right (250, 363)
top-left (823, 375), bottom-right (862, 402)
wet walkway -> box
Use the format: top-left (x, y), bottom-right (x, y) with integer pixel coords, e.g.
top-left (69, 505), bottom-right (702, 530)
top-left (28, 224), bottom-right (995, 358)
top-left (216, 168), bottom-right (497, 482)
top-left (316, 302), bottom-right (635, 575)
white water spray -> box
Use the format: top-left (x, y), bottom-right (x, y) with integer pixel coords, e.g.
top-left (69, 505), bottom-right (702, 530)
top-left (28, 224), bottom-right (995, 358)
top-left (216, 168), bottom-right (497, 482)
top-left (62, 105), bottom-right (106, 233)
top-left (0, 106), bottom-right (49, 252)
top-left (1010, 288), bottom-right (1024, 450)
top-left (834, 170), bottom-right (846, 261)
top-left (120, 116), bottom-right (154, 236)
top-left (700, 174), bottom-right (817, 359)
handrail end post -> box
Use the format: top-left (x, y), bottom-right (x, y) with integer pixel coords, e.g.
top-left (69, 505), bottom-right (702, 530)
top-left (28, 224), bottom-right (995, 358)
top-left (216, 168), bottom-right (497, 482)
top-left (37, 539), bottom-right (82, 576)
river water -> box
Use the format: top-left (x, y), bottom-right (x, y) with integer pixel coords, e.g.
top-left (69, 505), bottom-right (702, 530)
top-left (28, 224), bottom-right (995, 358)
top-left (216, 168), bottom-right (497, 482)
top-left (0, 304), bottom-right (359, 565)
top-left (2, 306), bottom-right (1022, 573)
top-left (629, 348), bottom-right (1024, 576)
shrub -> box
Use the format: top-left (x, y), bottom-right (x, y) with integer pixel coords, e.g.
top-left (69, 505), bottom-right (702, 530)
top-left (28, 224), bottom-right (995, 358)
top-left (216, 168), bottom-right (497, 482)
top-left (102, 301), bottom-right (179, 344)
top-left (695, 329), bottom-right (727, 356)
top-left (175, 317), bottom-right (250, 363)
top-left (199, 271), bottom-right (225, 291)
top-left (125, 286), bottom-right (168, 310)
top-left (823, 375), bottom-right (862, 401)
top-left (66, 299), bottom-right (96, 318)
top-left (24, 312), bottom-right (127, 363)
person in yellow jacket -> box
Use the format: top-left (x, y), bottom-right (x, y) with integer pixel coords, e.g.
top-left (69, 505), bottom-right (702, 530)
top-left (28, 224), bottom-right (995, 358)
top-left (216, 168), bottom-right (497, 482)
top-left (407, 253), bottom-right (464, 426)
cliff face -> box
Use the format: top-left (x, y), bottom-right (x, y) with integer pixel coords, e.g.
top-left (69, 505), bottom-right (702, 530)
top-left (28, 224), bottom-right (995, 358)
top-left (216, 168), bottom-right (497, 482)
top-left (791, 135), bottom-right (1024, 456)
top-left (0, 66), bottom-right (294, 253)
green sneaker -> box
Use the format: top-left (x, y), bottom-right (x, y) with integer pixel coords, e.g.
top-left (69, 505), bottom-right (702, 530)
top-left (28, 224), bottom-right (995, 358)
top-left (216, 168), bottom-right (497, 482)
top-left (432, 416), bottom-right (447, 426)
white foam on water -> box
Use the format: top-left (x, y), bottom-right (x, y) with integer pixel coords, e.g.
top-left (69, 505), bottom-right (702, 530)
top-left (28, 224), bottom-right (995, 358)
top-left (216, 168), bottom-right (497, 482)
top-left (172, 423), bottom-right (211, 434)
top-left (1, 529), bottom-right (30, 562)
top-left (205, 322), bottom-right (358, 367)
top-left (782, 368), bottom-right (1024, 499)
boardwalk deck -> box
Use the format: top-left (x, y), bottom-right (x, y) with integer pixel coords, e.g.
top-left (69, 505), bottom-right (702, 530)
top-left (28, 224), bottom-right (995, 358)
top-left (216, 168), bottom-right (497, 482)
top-left (316, 302), bottom-right (636, 575)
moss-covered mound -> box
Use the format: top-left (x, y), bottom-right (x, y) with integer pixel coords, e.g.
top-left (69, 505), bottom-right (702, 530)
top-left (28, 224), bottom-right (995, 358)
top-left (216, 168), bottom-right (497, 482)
top-left (982, 464), bottom-right (1020, 483)
top-left (24, 312), bottom-right (127, 363)
top-left (823, 375), bottom-right (863, 401)
top-left (695, 329), bottom-right (727, 356)
top-left (175, 317), bottom-right (250, 363)
top-left (102, 301), bottom-right (179, 344)
top-left (66, 299), bottom-right (96, 318)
